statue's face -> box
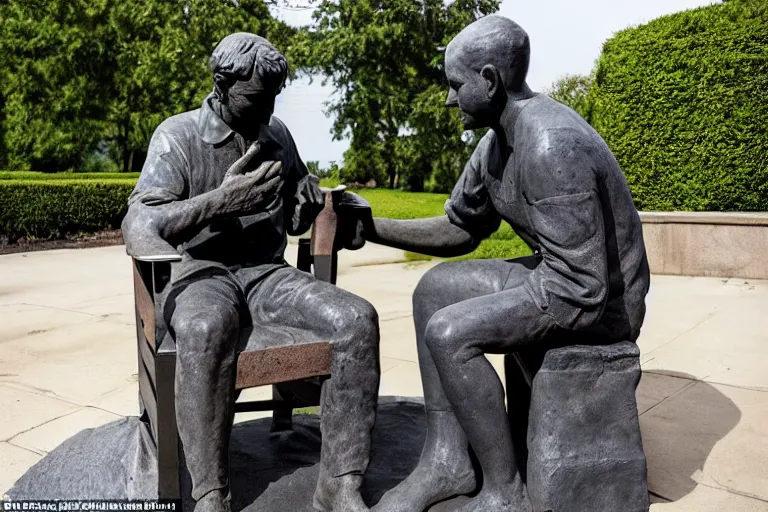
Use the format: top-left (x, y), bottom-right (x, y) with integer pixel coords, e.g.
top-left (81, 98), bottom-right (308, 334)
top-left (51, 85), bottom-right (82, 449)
top-left (444, 55), bottom-right (497, 130)
top-left (225, 74), bottom-right (281, 127)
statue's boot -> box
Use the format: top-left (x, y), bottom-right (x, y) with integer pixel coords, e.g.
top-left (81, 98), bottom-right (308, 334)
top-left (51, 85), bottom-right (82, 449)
top-left (313, 466), bottom-right (369, 512)
top-left (194, 489), bottom-right (232, 512)
top-left (372, 411), bottom-right (477, 512)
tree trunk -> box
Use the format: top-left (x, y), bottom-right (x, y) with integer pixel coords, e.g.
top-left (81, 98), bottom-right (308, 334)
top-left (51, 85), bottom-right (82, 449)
top-left (121, 118), bottom-right (130, 173)
top-left (407, 174), bottom-right (425, 192)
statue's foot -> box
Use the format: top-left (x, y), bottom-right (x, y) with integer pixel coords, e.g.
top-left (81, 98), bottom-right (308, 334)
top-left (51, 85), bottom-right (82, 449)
top-left (313, 471), bottom-right (369, 512)
top-left (194, 489), bottom-right (232, 512)
top-left (372, 451), bottom-right (476, 512)
top-left (454, 482), bottom-right (531, 512)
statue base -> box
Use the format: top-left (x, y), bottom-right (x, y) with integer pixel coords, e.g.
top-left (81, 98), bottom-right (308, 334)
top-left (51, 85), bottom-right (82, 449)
top-left (7, 398), bottom-right (469, 511)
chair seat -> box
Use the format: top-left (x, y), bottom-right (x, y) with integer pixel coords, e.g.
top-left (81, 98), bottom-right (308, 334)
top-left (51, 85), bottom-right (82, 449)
top-left (235, 340), bottom-right (332, 390)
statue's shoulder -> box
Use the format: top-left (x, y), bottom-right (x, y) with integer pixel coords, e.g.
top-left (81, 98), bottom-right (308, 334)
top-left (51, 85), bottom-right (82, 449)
top-left (266, 115), bottom-right (292, 141)
top-left (519, 96), bottom-right (605, 164)
top-left (155, 109), bottom-right (201, 140)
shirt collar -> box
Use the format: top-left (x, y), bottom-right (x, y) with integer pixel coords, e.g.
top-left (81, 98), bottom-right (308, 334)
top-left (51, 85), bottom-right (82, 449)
top-left (198, 94), bottom-right (282, 149)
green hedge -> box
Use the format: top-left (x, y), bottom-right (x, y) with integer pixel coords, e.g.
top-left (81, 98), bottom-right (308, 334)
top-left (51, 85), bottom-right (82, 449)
top-left (0, 171), bottom-right (141, 180)
top-left (0, 176), bottom-right (532, 261)
top-left (590, 0), bottom-right (768, 211)
top-left (0, 180), bottom-right (135, 241)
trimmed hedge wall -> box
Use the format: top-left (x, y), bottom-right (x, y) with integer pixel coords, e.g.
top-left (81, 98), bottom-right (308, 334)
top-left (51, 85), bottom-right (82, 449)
top-left (590, 0), bottom-right (768, 211)
top-left (0, 180), bottom-right (135, 241)
top-left (0, 172), bottom-right (141, 180)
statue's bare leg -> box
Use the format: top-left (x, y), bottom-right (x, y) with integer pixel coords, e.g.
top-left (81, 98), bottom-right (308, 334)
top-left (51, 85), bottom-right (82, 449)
top-left (425, 285), bottom-right (554, 512)
top-left (374, 257), bottom-right (538, 512)
top-left (169, 275), bottom-right (242, 512)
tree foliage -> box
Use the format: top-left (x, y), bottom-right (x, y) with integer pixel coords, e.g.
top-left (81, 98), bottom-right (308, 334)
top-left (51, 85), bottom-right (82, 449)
top-left (589, 0), bottom-right (768, 211)
top-left (545, 74), bottom-right (595, 123)
top-left (290, 0), bottom-right (498, 191)
top-left (0, 0), bottom-right (293, 172)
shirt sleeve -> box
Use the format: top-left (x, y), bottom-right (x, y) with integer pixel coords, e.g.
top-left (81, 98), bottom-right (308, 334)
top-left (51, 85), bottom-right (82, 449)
top-left (444, 134), bottom-right (501, 240)
top-left (128, 123), bottom-right (189, 207)
top-left (122, 123), bottom-right (189, 256)
top-left (522, 139), bottom-right (610, 331)
top-left (274, 120), bottom-right (325, 236)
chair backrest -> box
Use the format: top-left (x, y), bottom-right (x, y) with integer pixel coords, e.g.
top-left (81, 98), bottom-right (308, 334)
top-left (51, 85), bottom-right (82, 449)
top-left (310, 185), bottom-right (346, 284)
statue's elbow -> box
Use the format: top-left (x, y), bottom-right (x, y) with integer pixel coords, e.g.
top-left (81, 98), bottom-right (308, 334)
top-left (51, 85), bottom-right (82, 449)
top-left (122, 204), bottom-right (169, 256)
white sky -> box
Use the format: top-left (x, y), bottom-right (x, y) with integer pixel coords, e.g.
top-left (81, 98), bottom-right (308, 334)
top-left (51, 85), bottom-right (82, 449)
top-left (273, 0), bottom-right (722, 167)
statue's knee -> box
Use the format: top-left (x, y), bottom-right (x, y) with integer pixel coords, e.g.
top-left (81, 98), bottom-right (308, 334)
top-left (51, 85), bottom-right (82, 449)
top-left (424, 311), bottom-right (462, 362)
top-left (333, 298), bottom-right (379, 343)
top-left (172, 306), bottom-right (238, 355)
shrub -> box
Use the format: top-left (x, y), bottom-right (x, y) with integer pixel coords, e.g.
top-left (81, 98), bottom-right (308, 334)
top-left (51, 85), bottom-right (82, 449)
top-left (0, 180), bottom-right (135, 241)
top-left (589, 0), bottom-right (768, 211)
top-left (0, 171), bottom-right (140, 180)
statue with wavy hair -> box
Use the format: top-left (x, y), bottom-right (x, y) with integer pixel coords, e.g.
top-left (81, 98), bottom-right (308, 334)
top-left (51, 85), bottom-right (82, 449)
top-left (122, 32), bottom-right (380, 512)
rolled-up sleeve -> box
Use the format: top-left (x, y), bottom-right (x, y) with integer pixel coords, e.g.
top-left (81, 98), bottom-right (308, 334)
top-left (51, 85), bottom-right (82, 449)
top-left (128, 126), bottom-right (188, 208)
top-left (444, 135), bottom-right (501, 239)
top-left (122, 124), bottom-right (189, 255)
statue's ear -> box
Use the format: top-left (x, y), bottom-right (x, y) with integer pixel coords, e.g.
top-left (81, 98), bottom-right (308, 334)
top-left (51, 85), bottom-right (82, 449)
top-left (213, 72), bottom-right (234, 104)
top-left (480, 64), bottom-right (501, 101)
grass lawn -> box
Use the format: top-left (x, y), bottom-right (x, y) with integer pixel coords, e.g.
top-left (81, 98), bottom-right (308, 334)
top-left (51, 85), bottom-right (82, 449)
top-left (1, 173), bottom-right (531, 261)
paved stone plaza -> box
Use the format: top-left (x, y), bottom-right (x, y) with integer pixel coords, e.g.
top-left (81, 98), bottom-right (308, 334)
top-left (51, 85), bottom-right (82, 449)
top-left (1, 243), bottom-right (767, 510)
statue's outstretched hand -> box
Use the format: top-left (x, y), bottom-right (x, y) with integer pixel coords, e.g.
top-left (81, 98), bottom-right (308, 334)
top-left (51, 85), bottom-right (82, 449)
top-left (218, 142), bottom-right (284, 216)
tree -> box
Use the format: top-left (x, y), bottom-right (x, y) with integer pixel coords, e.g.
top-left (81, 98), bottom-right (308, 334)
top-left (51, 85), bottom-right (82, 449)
top-left (289, 0), bottom-right (498, 190)
top-left (0, 0), bottom-right (293, 172)
top-left (0, 0), bottom-right (117, 172)
top-left (106, 0), bottom-right (295, 172)
top-left (306, 160), bottom-right (321, 175)
top-left (545, 74), bottom-right (594, 123)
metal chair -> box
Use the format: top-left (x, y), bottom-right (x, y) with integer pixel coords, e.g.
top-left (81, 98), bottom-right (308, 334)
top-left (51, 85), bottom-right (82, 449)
top-left (130, 186), bottom-right (346, 499)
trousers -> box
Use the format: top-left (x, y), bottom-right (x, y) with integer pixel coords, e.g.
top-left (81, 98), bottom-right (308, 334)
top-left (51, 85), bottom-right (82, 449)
top-left (165, 264), bottom-right (381, 501)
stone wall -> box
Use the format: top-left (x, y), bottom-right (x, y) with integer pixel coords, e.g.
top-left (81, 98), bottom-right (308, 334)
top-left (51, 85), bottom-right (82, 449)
top-left (640, 212), bottom-right (768, 279)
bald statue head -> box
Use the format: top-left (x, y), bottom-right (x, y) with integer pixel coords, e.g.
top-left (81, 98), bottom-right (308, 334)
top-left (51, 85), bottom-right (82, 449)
top-left (445, 16), bottom-right (531, 129)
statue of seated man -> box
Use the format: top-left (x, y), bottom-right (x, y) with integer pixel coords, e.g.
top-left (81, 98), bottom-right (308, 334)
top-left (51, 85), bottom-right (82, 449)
top-left (356, 15), bottom-right (650, 512)
top-left (121, 33), bottom-right (379, 512)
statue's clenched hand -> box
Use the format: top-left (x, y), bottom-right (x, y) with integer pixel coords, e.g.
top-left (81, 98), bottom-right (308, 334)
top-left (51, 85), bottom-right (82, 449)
top-left (217, 142), bottom-right (284, 216)
top-left (337, 191), bottom-right (372, 251)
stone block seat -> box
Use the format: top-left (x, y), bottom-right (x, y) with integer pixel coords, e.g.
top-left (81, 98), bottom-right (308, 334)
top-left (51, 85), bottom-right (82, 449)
top-left (505, 342), bottom-right (649, 512)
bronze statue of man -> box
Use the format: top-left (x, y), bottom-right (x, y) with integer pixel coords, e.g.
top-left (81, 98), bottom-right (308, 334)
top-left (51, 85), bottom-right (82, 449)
top-left (355, 15), bottom-right (650, 512)
top-left (122, 33), bottom-right (379, 512)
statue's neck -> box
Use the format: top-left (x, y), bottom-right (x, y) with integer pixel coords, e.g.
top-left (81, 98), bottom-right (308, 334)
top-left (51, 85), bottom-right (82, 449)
top-left (491, 84), bottom-right (536, 157)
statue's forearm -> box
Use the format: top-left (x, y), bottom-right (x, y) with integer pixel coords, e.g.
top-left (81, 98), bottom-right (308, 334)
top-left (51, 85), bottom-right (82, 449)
top-left (366, 216), bottom-right (480, 258)
top-left (157, 192), bottom-right (224, 243)
top-left (122, 190), bottom-right (224, 257)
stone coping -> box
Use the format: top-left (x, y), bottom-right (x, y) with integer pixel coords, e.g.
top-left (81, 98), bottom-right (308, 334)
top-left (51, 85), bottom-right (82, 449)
top-left (639, 211), bottom-right (768, 226)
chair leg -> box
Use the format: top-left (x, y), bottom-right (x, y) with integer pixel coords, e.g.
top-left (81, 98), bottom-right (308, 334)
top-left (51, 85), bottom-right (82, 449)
top-left (156, 351), bottom-right (181, 500)
top-left (270, 385), bottom-right (294, 432)
top-left (312, 254), bottom-right (338, 285)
